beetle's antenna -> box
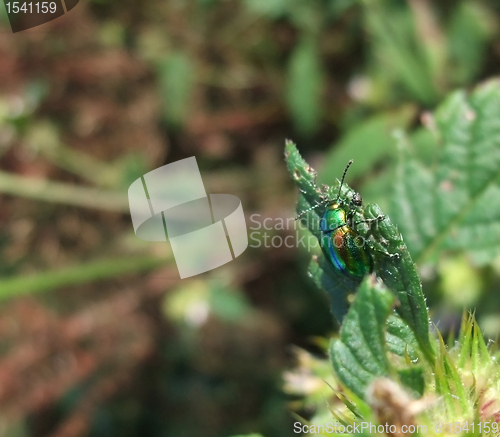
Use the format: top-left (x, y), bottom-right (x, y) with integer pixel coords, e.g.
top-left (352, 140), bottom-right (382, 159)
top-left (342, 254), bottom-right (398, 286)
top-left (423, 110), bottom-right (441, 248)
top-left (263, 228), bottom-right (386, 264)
top-left (295, 198), bottom-right (330, 221)
top-left (336, 159), bottom-right (353, 202)
top-left (295, 159), bottom-right (354, 221)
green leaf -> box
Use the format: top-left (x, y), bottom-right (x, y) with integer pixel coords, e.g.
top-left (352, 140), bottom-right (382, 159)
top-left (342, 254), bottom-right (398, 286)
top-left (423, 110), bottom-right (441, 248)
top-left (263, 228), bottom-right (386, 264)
top-left (385, 313), bottom-right (419, 362)
top-left (364, 202), bottom-right (434, 362)
top-left (364, 3), bottom-right (438, 104)
top-left (397, 366), bottom-right (424, 397)
top-left (209, 284), bottom-right (251, 322)
top-left (435, 334), bottom-right (470, 417)
top-left (328, 0), bottom-right (356, 18)
top-left (286, 36), bottom-right (324, 136)
top-left (457, 313), bottom-right (491, 372)
top-left (308, 256), bottom-right (352, 324)
top-left (330, 275), bottom-right (394, 399)
top-left (0, 255), bottom-right (167, 301)
top-left (448, 2), bottom-right (495, 85)
top-left (157, 52), bottom-right (195, 127)
top-left (408, 0), bottom-right (447, 92)
top-left (286, 140), bottom-right (365, 322)
top-left (244, 0), bottom-right (289, 18)
top-left (409, 126), bottom-right (438, 165)
top-left (391, 80), bottom-right (500, 266)
top-left (318, 106), bottom-right (416, 186)
top-left (285, 141), bottom-right (433, 361)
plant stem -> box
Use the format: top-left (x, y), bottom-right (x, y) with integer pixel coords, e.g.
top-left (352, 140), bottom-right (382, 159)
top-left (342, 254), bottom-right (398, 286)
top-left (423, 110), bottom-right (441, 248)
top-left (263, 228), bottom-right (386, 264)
top-left (0, 254), bottom-right (170, 301)
top-left (0, 171), bottom-right (128, 212)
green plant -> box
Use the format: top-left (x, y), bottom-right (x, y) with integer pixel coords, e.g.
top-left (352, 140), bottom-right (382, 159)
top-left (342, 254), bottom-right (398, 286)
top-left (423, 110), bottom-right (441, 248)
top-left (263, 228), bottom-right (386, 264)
top-left (284, 80), bottom-right (500, 435)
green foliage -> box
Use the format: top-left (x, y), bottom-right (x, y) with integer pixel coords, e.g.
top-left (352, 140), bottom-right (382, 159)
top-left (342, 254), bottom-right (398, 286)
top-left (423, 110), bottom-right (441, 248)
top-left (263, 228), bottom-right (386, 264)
top-left (363, 0), bottom-right (440, 105)
top-left (363, 0), bottom-right (495, 106)
top-left (330, 275), bottom-right (394, 399)
top-left (448, 2), bottom-right (496, 85)
top-left (397, 366), bottom-right (424, 397)
top-left (385, 313), bottom-right (419, 362)
top-left (290, 313), bottom-right (500, 435)
top-left (244, 0), bottom-right (289, 18)
top-left (285, 141), bottom-right (433, 360)
top-left (244, 0), bottom-right (351, 26)
top-left (229, 434), bottom-right (265, 437)
top-left (157, 52), bottom-right (195, 127)
top-left (286, 35), bottom-right (324, 136)
top-left (391, 80), bottom-right (500, 265)
top-left (330, 276), bottom-right (426, 399)
top-left (364, 202), bottom-right (433, 361)
top-left (286, 80), bottom-right (500, 434)
top-left (432, 314), bottom-right (496, 421)
top-left (285, 140), bottom-right (363, 319)
top-left (0, 255), bottom-right (166, 301)
top-left (163, 280), bottom-right (251, 326)
top-left (318, 106), bottom-right (416, 186)
top-left (4, 0), bottom-right (500, 434)
top-left (307, 256), bottom-right (352, 324)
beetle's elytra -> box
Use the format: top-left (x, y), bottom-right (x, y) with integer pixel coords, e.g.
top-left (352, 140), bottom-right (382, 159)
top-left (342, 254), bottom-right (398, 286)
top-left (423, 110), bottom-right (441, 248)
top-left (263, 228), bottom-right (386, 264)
top-left (296, 160), bottom-right (394, 279)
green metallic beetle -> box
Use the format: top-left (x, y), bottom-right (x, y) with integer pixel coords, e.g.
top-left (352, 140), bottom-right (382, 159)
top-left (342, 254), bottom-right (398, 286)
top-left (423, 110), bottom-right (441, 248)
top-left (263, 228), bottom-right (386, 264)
top-left (296, 160), bottom-right (397, 279)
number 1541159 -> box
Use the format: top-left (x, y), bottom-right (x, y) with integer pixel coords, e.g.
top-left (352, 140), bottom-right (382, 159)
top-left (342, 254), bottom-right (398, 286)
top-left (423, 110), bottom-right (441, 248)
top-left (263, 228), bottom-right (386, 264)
top-left (6, 2), bottom-right (58, 14)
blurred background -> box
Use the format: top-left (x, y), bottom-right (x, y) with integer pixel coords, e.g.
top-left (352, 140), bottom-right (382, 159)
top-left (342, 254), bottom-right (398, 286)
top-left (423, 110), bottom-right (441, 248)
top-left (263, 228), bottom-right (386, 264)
top-left (0, 0), bottom-right (500, 436)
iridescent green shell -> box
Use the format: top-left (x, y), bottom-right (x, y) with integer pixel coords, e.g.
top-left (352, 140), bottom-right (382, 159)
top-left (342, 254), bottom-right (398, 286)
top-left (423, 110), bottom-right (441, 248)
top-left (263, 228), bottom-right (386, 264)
top-left (320, 204), bottom-right (373, 278)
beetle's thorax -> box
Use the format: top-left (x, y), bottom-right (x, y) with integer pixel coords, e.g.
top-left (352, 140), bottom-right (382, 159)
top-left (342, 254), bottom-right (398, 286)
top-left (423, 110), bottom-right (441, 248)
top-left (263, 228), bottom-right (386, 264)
top-left (321, 203), bottom-right (348, 230)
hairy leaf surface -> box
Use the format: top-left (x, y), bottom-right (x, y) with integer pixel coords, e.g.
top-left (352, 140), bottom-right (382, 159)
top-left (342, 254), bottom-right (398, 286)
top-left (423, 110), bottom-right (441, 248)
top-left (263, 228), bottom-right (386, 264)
top-left (392, 80), bottom-right (500, 265)
top-left (330, 276), bottom-right (394, 399)
top-left (285, 141), bottom-right (433, 361)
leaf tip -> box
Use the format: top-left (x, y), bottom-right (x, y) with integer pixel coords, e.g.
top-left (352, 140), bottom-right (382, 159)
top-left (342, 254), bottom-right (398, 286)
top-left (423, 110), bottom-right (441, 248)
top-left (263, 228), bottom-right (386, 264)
top-left (284, 139), bottom-right (297, 156)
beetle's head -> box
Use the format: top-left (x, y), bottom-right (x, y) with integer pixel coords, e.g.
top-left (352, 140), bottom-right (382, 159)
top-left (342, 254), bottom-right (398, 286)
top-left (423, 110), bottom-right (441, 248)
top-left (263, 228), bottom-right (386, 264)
top-left (351, 192), bottom-right (362, 207)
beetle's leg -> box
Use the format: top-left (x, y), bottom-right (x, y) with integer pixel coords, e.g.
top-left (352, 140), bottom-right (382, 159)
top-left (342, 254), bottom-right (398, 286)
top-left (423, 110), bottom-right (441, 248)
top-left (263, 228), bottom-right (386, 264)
top-left (354, 214), bottom-right (385, 227)
top-left (365, 239), bottom-right (400, 259)
top-left (376, 248), bottom-right (400, 259)
top-left (357, 216), bottom-right (400, 259)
